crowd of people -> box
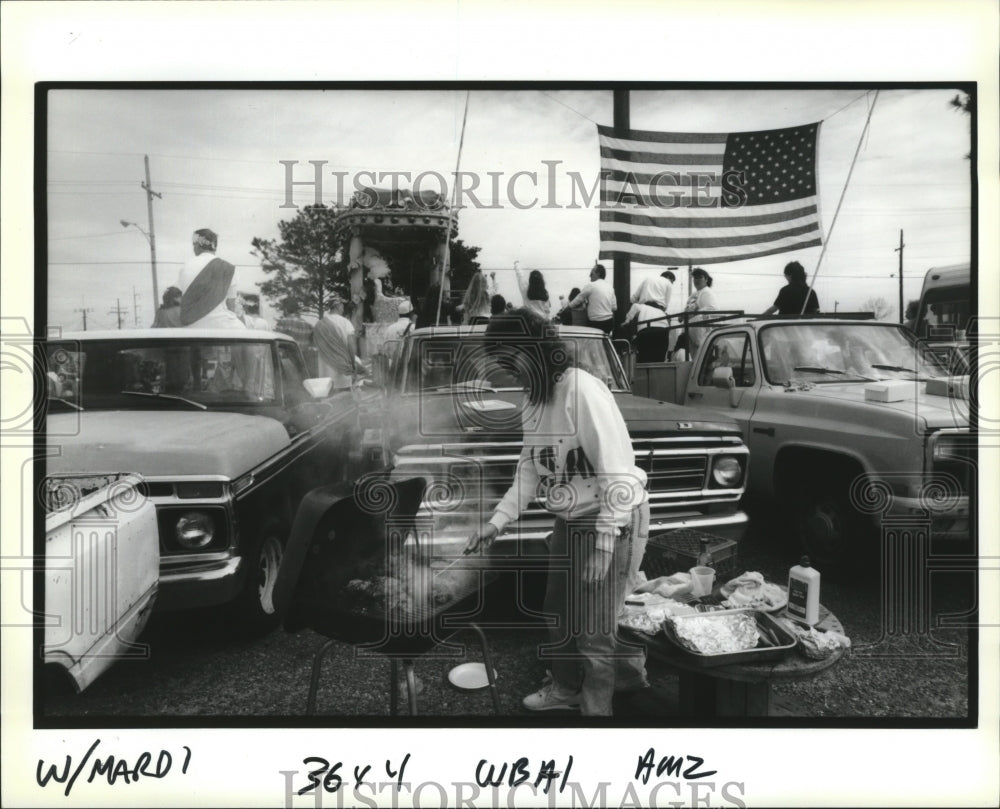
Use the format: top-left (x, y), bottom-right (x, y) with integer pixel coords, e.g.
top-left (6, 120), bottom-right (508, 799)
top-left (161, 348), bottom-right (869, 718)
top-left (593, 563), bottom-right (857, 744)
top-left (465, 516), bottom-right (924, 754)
top-left (155, 227), bottom-right (828, 384)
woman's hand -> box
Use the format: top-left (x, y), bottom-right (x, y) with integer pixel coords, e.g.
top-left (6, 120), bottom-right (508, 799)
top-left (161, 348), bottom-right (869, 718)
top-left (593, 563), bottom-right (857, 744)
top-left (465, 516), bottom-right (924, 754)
top-left (464, 523), bottom-right (499, 555)
top-left (583, 546), bottom-right (614, 583)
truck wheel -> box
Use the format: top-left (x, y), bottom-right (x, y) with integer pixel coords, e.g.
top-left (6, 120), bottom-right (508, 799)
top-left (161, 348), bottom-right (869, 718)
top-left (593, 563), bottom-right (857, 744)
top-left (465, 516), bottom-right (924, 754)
top-left (795, 484), bottom-right (870, 573)
top-left (232, 520), bottom-right (285, 635)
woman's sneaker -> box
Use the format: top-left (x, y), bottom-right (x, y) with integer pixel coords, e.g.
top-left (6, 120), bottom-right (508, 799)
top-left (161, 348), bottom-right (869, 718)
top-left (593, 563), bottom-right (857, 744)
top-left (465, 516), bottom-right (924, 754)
top-left (522, 683), bottom-right (581, 711)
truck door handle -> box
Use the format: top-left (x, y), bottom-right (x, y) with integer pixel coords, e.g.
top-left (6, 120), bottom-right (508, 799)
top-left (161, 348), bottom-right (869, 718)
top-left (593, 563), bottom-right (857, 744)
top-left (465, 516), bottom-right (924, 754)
top-left (753, 426), bottom-right (775, 436)
top-left (688, 391), bottom-right (703, 399)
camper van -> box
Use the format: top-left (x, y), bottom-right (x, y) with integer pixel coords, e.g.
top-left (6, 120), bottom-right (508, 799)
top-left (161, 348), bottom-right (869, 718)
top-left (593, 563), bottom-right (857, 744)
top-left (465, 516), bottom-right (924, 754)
top-left (914, 263), bottom-right (970, 339)
top-left (913, 262), bottom-right (971, 374)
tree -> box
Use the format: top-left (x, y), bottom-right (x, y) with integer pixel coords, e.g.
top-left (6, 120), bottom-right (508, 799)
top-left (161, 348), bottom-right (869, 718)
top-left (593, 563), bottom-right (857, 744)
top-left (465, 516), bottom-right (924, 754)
top-left (949, 93), bottom-right (973, 160)
top-left (860, 296), bottom-right (892, 320)
top-left (251, 205), bottom-right (347, 319)
top-left (447, 238), bottom-right (483, 293)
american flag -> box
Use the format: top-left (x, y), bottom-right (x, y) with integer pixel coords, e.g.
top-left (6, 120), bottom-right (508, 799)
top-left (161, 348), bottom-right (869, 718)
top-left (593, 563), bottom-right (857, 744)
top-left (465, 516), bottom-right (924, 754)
top-left (598, 122), bottom-right (824, 265)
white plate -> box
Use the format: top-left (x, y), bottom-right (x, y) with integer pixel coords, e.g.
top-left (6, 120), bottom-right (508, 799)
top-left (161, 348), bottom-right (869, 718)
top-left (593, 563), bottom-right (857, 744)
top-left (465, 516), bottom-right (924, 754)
top-left (447, 662), bottom-right (497, 690)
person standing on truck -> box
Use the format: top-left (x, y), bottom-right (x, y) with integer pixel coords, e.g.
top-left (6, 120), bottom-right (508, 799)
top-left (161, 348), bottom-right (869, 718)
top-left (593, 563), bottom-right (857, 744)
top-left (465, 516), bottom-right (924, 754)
top-left (152, 286), bottom-right (183, 328)
top-left (569, 264), bottom-right (617, 334)
top-left (631, 269), bottom-right (675, 313)
top-left (465, 309), bottom-right (650, 716)
top-left (676, 267), bottom-right (718, 358)
top-left (623, 301), bottom-right (669, 363)
top-left (763, 260), bottom-right (820, 316)
top-left (176, 229), bottom-right (247, 329)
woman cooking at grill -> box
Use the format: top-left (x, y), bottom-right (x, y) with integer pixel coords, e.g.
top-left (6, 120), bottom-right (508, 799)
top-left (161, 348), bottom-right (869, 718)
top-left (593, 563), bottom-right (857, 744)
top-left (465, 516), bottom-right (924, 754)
top-left (465, 308), bottom-right (650, 715)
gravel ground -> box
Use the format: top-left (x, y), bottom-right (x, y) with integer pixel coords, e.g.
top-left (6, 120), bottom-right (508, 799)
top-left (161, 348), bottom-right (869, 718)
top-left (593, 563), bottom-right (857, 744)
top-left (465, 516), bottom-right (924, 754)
top-left (42, 520), bottom-right (973, 722)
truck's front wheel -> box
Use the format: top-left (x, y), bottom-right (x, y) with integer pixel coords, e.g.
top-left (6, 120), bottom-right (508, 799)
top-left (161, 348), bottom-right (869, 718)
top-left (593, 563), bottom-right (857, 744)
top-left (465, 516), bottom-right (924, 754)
top-left (795, 483), bottom-right (873, 573)
top-left (232, 520), bottom-right (285, 635)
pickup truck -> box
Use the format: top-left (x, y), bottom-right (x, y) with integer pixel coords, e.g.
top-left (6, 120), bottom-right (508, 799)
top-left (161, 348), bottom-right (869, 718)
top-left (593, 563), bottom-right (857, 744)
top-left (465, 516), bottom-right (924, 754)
top-left (44, 328), bottom-right (360, 633)
top-left (335, 324), bottom-right (750, 562)
top-left (630, 317), bottom-right (973, 567)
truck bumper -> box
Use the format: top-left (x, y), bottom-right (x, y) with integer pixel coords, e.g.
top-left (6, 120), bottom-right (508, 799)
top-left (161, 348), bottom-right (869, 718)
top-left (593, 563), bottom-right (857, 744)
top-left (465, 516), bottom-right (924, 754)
top-left (156, 556), bottom-right (244, 611)
top-left (888, 495), bottom-right (970, 541)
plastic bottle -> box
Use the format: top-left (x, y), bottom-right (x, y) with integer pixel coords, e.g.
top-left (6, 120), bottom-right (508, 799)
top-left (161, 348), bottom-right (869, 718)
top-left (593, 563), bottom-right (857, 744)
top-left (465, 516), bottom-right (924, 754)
top-left (696, 537), bottom-right (713, 567)
top-left (787, 555), bottom-right (821, 625)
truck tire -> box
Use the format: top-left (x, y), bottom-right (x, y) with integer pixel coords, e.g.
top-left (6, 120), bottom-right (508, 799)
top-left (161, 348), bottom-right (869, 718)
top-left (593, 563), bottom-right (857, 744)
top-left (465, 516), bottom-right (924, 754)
top-left (795, 479), bottom-right (873, 573)
top-left (231, 519), bottom-right (286, 636)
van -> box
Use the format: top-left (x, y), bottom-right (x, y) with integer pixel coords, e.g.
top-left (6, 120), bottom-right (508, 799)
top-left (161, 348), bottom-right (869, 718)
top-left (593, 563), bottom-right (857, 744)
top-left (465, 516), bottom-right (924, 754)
top-left (914, 262), bottom-right (970, 339)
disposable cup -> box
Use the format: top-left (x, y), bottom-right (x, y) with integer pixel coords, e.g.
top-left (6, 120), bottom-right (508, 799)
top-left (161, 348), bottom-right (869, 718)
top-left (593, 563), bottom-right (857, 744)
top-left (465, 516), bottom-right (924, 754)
top-left (689, 566), bottom-right (716, 598)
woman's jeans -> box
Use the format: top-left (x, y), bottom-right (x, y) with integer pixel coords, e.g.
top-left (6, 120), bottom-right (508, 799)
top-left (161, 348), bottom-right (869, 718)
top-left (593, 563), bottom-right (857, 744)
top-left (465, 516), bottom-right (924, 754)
top-left (541, 502), bottom-right (649, 715)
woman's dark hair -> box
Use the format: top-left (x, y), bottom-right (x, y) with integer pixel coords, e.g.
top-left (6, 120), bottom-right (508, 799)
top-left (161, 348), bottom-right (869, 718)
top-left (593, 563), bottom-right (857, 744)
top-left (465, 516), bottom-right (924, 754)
top-left (490, 294), bottom-right (507, 315)
top-left (568, 287), bottom-right (581, 301)
top-left (692, 267), bottom-right (713, 287)
top-left (526, 269), bottom-right (549, 302)
top-left (784, 261), bottom-right (807, 285)
top-left (484, 307), bottom-right (569, 405)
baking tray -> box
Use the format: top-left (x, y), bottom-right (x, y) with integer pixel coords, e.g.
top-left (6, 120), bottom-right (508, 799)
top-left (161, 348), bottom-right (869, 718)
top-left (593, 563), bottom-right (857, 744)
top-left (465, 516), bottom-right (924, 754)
top-left (661, 608), bottom-right (797, 667)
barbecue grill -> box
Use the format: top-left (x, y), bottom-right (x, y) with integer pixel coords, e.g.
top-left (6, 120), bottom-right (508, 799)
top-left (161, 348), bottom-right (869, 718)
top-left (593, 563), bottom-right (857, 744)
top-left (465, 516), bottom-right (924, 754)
top-left (273, 477), bottom-right (501, 715)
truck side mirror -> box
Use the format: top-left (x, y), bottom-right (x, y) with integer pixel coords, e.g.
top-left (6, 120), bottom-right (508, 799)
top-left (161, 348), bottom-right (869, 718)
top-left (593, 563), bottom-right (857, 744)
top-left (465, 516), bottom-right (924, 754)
top-left (302, 377), bottom-right (333, 399)
top-left (711, 366), bottom-right (735, 390)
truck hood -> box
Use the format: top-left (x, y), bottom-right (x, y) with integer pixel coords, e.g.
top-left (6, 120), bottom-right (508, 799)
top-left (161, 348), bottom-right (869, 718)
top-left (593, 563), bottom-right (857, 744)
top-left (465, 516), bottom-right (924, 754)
top-left (787, 380), bottom-right (967, 431)
top-left (386, 389), bottom-right (741, 441)
top-left (47, 411), bottom-right (291, 478)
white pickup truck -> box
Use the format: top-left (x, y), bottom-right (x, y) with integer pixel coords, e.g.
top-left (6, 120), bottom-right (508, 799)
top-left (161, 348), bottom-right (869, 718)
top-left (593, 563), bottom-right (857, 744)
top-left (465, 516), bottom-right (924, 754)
top-left (630, 317), bottom-right (972, 568)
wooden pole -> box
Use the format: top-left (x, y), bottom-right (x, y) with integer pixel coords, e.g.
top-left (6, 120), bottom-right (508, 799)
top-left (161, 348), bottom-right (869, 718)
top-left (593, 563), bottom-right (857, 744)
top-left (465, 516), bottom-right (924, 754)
top-left (612, 90), bottom-right (631, 325)
top-left (894, 229), bottom-right (905, 323)
top-left (142, 155), bottom-right (162, 308)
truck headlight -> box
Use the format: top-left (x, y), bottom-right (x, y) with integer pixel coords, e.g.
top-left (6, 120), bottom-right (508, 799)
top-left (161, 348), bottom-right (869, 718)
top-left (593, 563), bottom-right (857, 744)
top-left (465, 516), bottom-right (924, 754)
top-left (931, 433), bottom-right (962, 462)
top-left (175, 511), bottom-right (215, 549)
top-left (711, 456), bottom-right (744, 487)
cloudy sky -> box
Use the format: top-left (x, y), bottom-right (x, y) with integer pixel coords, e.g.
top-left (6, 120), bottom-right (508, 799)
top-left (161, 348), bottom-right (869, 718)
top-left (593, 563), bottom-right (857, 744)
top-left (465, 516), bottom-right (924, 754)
top-left (46, 86), bottom-right (972, 330)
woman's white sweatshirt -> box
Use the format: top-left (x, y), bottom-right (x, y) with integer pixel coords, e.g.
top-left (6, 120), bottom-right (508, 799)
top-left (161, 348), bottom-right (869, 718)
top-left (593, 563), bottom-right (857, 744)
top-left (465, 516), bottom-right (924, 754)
top-left (488, 367), bottom-right (647, 552)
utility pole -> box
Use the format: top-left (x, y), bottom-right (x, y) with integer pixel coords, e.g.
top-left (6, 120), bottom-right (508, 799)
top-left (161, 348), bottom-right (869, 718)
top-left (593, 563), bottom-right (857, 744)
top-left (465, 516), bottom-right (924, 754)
top-left (612, 90), bottom-right (630, 322)
top-left (108, 298), bottom-right (128, 330)
top-left (74, 306), bottom-right (94, 331)
top-left (141, 155), bottom-right (163, 307)
top-left (893, 229), bottom-right (904, 323)
top-left (834, 300), bottom-right (839, 313)
top-left (132, 287), bottom-right (142, 327)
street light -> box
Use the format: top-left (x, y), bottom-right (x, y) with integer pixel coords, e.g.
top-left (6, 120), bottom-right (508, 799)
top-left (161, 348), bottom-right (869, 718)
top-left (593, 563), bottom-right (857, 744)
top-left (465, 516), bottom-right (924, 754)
top-left (121, 219), bottom-right (159, 312)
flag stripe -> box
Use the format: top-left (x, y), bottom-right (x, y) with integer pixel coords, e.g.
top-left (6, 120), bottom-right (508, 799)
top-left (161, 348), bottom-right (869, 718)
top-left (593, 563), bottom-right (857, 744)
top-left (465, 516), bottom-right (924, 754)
top-left (597, 121), bottom-right (822, 264)
top-left (601, 221), bottom-right (822, 249)
top-left (599, 236), bottom-right (823, 265)
top-left (597, 124), bottom-right (728, 144)
top-left (600, 202), bottom-right (820, 228)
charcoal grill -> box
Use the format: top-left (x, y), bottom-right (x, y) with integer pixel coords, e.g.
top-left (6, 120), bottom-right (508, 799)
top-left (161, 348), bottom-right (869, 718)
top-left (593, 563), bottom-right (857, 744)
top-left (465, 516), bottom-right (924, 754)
top-left (273, 477), bottom-right (501, 715)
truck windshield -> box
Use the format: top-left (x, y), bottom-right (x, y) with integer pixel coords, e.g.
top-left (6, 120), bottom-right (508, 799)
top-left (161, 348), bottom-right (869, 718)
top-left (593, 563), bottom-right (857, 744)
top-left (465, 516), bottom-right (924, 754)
top-left (401, 334), bottom-right (629, 394)
top-left (45, 339), bottom-right (278, 409)
top-left (759, 323), bottom-right (950, 384)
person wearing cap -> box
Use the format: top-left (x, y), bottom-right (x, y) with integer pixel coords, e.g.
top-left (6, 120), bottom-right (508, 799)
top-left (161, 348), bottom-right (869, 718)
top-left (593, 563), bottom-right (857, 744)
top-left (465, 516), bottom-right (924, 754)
top-left (313, 294), bottom-right (364, 389)
top-left (152, 286), bottom-right (183, 328)
top-left (631, 269), bottom-right (675, 312)
top-left (568, 264), bottom-right (617, 333)
top-left (175, 228), bottom-right (246, 329)
top-left (385, 298), bottom-right (417, 342)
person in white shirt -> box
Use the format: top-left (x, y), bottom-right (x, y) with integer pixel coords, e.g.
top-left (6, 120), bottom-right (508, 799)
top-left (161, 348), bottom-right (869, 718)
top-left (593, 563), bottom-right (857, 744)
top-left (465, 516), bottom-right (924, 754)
top-left (623, 301), bottom-right (669, 363)
top-left (631, 269), bottom-right (675, 313)
top-left (675, 267), bottom-right (718, 359)
top-left (313, 296), bottom-right (364, 389)
top-left (175, 229), bottom-right (246, 329)
top-left (569, 264), bottom-right (617, 333)
top-left (384, 299), bottom-right (417, 342)
top-left (465, 309), bottom-right (649, 716)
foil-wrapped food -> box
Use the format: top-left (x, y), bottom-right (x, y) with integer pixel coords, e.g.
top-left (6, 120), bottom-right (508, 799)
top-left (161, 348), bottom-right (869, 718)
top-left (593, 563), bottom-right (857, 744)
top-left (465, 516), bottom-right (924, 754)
top-left (671, 612), bottom-right (760, 655)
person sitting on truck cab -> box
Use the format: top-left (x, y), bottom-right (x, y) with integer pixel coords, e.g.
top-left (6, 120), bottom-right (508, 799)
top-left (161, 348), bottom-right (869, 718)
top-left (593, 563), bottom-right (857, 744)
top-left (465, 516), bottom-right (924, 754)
top-left (763, 261), bottom-right (820, 316)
